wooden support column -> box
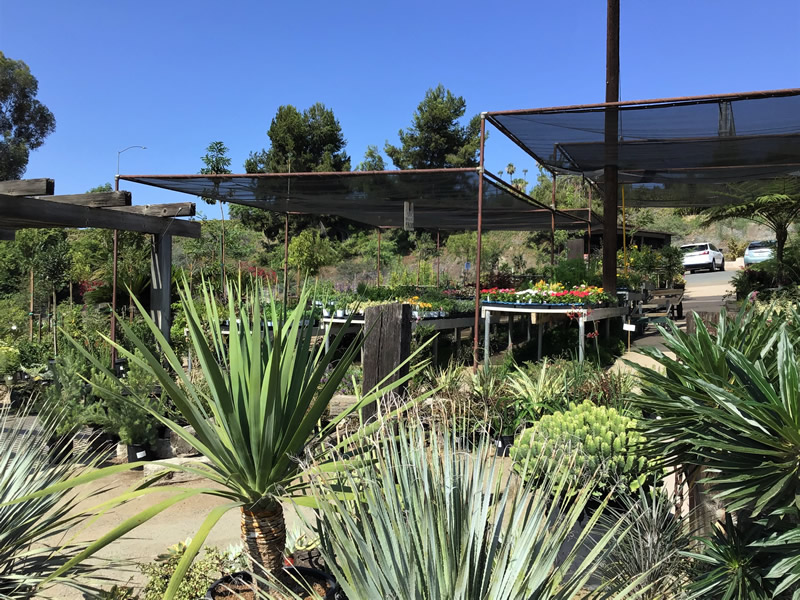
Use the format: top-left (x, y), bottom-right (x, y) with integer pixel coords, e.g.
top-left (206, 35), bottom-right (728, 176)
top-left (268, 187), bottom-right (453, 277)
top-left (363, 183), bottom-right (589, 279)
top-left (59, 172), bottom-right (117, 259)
top-left (150, 233), bottom-right (173, 341)
top-left (362, 303), bottom-right (411, 419)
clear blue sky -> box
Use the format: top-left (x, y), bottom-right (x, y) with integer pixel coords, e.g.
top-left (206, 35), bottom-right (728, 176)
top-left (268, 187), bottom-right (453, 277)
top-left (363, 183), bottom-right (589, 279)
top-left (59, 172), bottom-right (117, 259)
top-left (2, 0), bottom-right (799, 213)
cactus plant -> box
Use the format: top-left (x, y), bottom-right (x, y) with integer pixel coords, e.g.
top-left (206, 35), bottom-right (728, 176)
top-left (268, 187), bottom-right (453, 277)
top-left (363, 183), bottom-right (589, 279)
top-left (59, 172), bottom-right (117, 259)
top-left (511, 400), bottom-right (656, 497)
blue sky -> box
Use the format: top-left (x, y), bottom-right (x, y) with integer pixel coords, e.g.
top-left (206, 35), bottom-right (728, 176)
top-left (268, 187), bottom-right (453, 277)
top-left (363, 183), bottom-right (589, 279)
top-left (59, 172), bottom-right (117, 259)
top-left (2, 0), bottom-right (799, 214)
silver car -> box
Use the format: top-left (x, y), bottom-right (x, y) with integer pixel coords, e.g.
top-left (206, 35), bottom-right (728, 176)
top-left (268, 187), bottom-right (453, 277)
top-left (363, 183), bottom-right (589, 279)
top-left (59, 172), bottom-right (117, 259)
top-left (743, 240), bottom-right (775, 266)
top-left (681, 242), bottom-right (725, 273)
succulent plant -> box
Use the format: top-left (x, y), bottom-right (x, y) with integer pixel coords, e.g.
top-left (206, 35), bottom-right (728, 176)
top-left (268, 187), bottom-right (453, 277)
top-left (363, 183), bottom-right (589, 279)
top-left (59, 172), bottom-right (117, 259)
top-left (511, 400), bottom-right (655, 496)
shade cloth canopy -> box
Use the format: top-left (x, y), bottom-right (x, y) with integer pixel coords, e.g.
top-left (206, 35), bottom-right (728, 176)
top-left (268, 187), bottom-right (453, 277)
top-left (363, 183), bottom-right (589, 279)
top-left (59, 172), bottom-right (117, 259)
top-left (488, 89), bottom-right (800, 207)
top-left (120, 168), bottom-right (589, 231)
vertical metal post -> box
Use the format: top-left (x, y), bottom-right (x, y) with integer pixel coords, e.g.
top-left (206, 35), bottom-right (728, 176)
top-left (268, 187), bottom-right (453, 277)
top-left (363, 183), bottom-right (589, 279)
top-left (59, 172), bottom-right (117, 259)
top-left (551, 172), bottom-right (557, 266)
top-left (377, 228), bottom-right (382, 286)
top-left (603, 0), bottom-right (621, 294)
top-left (578, 316), bottom-right (585, 363)
top-left (472, 114), bottom-right (487, 370)
top-left (587, 185), bottom-right (593, 253)
top-left (283, 213), bottom-right (289, 307)
top-left (537, 322), bottom-right (543, 361)
top-left (507, 313), bottom-right (513, 351)
top-left (111, 175), bottom-right (119, 369)
top-left (28, 268), bottom-right (33, 341)
top-left (436, 230), bottom-right (441, 287)
top-left (484, 309), bottom-right (491, 366)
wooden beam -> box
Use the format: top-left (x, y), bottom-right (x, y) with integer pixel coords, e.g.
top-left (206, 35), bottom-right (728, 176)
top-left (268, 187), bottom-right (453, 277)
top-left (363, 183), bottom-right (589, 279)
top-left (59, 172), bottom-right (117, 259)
top-left (31, 191), bottom-right (131, 208)
top-left (0, 228), bottom-right (16, 241)
top-left (0, 179), bottom-right (55, 196)
top-left (0, 194), bottom-right (201, 238)
top-left (110, 202), bottom-right (195, 217)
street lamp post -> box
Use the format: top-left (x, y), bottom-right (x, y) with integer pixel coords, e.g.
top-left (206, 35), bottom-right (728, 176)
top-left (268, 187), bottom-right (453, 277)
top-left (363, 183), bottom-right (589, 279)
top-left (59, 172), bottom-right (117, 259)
top-left (112, 145), bottom-right (147, 370)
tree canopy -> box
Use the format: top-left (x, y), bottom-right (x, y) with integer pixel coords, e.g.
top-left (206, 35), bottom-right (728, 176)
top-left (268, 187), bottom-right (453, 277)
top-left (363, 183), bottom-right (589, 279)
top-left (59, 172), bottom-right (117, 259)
top-left (385, 84), bottom-right (481, 170)
top-left (701, 179), bottom-right (800, 272)
top-left (199, 141), bottom-right (232, 205)
top-left (0, 52), bottom-right (56, 181)
top-left (233, 103), bottom-right (359, 245)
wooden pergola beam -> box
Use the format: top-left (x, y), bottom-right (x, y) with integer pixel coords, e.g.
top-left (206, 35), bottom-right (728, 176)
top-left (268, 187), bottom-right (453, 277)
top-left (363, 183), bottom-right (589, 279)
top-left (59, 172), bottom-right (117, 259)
top-left (110, 202), bottom-right (195, 217)
top-left (0, 178), bottom-right (55, 196)
top-left (0, 194), bottom-right (201, 238)
top-left (31, 191), bottom-right (132, 208)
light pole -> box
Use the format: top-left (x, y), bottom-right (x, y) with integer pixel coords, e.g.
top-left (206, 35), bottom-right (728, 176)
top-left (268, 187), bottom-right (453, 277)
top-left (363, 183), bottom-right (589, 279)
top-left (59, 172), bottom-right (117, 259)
top-left (112, 145), bottom-right (147, 370)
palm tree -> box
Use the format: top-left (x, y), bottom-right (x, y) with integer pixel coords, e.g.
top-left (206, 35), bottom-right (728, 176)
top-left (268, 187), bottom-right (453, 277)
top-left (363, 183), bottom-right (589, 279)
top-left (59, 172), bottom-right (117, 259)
top-left (701, 178), bottom-right (800, 278)
top-left (40, 279), bottom-right (429, 598)
top-left (506, 162), bottom-right (516, 183)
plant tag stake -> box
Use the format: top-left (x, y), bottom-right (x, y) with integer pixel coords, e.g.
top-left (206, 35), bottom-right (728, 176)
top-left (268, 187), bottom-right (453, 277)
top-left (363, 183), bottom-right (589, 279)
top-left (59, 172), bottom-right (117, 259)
top-left (404, 201), bottom-right (414, 231)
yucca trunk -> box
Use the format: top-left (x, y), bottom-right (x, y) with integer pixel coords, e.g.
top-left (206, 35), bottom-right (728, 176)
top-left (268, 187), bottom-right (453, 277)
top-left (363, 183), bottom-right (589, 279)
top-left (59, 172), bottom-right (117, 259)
top-left (241, 503), bottom-right (286, 573)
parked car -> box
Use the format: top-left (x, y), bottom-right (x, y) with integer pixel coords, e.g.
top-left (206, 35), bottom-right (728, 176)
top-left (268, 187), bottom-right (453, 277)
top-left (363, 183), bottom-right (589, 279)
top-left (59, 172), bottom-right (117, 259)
top-left (681, 242), bottom-right (725, 273)
top-left (743, 240), bottom-right (776, 266)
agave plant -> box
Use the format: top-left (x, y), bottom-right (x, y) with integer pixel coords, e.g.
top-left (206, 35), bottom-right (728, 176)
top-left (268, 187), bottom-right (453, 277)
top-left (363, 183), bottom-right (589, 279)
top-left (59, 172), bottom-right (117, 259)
top-left (299, 421), bottom-right (653, 600)
top-left (34, 278), bottom-right (431, 599)
top-left (631, 304), bottom-right (800, 597)
top-left (0, 406), bottom-right (108, 598)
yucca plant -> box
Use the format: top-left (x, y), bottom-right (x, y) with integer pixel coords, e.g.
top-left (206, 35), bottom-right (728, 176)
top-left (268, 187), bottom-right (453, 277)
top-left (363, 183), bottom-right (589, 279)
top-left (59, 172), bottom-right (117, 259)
top-left (507, 358), bottom-right (569, 420)
top-left (0, 406), bottom-right (109, 598)
top-left (299, 421), bottom-right (653, 600)
top-left (31, 278), bottom-right (432, 599)
top-left (597, 486), bottom-right (693, 599)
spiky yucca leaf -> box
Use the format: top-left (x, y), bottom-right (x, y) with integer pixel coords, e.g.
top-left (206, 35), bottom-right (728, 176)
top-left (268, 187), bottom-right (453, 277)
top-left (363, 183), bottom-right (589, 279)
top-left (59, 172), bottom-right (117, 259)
top-left (0, 407), bottom-right (111, 598)
top-left (298, 421), bottom-right (653, 600)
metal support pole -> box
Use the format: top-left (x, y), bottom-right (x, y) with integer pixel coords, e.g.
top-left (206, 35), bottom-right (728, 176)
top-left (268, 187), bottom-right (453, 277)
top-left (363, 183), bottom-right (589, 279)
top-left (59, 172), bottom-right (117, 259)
top-left (602, 0), bottom-right (620, 294)
top-left (587, 185), bottom-right (593, 253)
top-left (28, 268), bottom-right (33, 341)
top-left (551, 172), bottom-right (557, 266)
top-left (527, 318), bottom-right (531, 342)
top-left (537, 322), bottom-right (543, 361)
top-left (436, 230), bottom-right (441, 287)
top-left (507, 313), bottom-right (513, 351)
top-left (484, 309), bottom-right (491, 366)
top-left (111, 174), bottom-right (119, 369)
top-left (377, 228), bottom-right (382, 286)
top-left (578, 316), bottom-right (585, 363)
top-left (283, 213), bottom-right (289, 306)
top-left (472, 114), bottom-right (487, 370)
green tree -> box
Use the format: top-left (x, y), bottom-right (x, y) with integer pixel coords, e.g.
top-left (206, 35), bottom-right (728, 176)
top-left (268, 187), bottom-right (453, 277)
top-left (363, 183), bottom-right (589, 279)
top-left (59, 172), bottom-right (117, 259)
top-left (530, 167), bottom-right (591, 210)
top-left (233, 103), bottom-right (356, 244)
top-left (288, 229), bottom-right (335, 278)
top-left (506, 162), bottom-right (515, 182)
top-left (0, 52), bottom-right (56, 181)
top-left (385, 84), bottom-right (481, 169)
top-left (356, 145), bottom-right (386, 171)
top-left (199, 141), bottom-right (233, 289)
top-left (701, 178), bottom-right (800, 275)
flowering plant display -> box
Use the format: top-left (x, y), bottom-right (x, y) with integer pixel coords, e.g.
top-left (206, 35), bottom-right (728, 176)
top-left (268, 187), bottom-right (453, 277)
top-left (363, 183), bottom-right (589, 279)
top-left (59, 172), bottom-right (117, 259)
top-left (481, 281), bottom-right (613, 306)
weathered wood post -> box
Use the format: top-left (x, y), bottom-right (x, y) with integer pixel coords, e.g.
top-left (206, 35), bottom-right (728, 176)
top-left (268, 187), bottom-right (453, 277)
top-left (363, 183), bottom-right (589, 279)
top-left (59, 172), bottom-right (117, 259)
top-left (361, 303), bottom-right (412, 419)
top-left (150, 233), bottom-right (173, 341)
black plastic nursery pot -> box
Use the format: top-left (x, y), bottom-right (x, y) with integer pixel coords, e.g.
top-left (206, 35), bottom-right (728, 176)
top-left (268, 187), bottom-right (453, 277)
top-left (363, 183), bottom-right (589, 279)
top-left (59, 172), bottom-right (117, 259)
top-left (206, 567), bottom-right (340, 600)
top-left (126, 443), bottom-right (153, 469)
top-left (495, 435), bottom-right (514, 457)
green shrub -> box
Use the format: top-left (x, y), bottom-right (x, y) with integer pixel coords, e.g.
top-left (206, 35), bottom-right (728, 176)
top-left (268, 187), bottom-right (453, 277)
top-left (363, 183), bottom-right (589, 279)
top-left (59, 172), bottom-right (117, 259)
top-left (0, 345), bottom-right (20, 376)
top-left (139, 542), bottom-right (245, 600)
top-left (511, 400), bottom-right (654, 497)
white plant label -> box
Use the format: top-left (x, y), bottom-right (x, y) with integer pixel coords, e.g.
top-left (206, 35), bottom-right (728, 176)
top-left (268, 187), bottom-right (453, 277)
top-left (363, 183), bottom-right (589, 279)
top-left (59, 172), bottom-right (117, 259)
top-left (623, 323), bottom-right (636, 332)
top-left (136, 451), bottom-right (147, 459)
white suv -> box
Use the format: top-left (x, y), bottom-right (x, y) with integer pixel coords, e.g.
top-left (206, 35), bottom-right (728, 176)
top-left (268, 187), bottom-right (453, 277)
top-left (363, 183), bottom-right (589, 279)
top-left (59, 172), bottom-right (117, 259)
top-left (681, 242), bottom-right (725, 273)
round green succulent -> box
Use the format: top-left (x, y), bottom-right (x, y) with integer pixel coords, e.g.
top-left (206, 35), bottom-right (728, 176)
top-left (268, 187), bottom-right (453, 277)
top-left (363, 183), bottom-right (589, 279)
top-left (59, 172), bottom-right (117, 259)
top-left (511, 400), bottom-right (655, 496)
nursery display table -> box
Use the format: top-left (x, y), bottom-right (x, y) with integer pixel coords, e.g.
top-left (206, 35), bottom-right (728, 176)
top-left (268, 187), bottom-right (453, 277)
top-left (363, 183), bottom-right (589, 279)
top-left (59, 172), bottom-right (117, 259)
top-left (319, 314), bottom-right (497, 362)
top-left (479, 303), bottom-right (630, 364)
